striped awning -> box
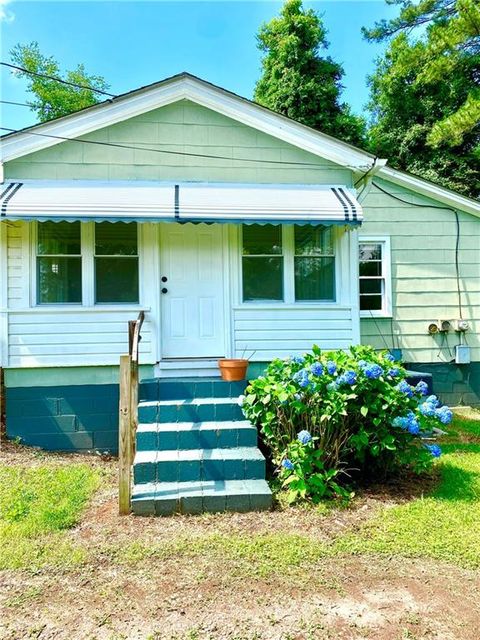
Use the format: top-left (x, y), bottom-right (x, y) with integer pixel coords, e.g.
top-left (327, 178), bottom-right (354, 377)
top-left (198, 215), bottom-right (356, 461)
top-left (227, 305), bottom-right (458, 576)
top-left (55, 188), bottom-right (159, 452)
top-left (0, 181), bottom-right (363, 225)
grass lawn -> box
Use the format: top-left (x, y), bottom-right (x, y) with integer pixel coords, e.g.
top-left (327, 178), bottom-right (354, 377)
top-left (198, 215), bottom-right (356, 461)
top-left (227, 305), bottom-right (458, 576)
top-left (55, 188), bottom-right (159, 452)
top-left (1, 411), bottom-right (479, 639)
top-left (0, 461), bottom-right (102, 570)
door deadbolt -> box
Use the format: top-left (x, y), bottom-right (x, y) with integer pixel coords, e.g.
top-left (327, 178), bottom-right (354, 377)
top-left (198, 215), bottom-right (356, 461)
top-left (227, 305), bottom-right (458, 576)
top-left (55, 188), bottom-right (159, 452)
top-left (161, 287), bottom-right (168, 294)
top-left (161, 276), bottom-right (168, 282)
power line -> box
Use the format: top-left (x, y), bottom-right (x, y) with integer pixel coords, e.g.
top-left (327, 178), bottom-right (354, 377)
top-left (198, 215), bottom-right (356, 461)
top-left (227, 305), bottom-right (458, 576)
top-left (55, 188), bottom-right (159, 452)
top-left (0, 61), bottom-right (116, 98)
top-left (0, 100), bottom-right (31, 107)
top-left (0, 126), bottom-right (332, 168)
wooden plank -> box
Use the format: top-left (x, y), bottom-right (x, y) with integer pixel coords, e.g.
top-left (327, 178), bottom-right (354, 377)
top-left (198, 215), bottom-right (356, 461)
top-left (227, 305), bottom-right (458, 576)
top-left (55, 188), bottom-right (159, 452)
top-left (233, 308), bottom-right (352, 321)
top-left (235, 329), bottom-right (353, 341)
top-left (118, 354), bottom-right (132, 516)
top-left (235, 318), bottom-right (353, 330)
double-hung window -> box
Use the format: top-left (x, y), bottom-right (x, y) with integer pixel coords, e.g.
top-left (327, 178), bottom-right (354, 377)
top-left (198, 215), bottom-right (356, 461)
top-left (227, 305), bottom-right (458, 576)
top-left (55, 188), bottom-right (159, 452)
top-left (36, 221), bottom-right (139, 305)
top-left (36, 221), bottom-right (82, 304)
top-left (294, 225), bottom-right (335, 301)
top-left (358, 237), bottom-right (391, 316)
top-left (241, 224), bottom-right (336, 303)
top-left (95, 223), bottom-right (139, 303)
top-left (242, 225), bottom-right (284, 301)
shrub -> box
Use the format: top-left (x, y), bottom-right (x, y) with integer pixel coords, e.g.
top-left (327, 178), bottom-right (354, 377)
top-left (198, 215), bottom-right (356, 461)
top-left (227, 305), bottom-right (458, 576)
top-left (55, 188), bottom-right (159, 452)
top-left (241, 345), bottom-right (450, 503)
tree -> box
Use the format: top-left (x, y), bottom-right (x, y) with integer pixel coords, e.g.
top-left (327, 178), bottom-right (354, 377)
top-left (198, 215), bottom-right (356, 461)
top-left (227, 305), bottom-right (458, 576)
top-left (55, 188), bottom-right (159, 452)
top-left (10, 42), bottom-right (110, 122)
top-left (254, 0), bottom-right (366, 146)
top-left (364, 0), bottom-right (480, 198)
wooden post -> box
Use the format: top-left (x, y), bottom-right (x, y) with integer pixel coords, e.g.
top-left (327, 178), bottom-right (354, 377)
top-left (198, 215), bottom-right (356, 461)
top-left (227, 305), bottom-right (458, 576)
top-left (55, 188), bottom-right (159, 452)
top-left (0, 367), bottom-right (4, 446)
top-left (130, 358), bottom-right (138, 458)
top-left (119, 354), bottom-right (133, 515)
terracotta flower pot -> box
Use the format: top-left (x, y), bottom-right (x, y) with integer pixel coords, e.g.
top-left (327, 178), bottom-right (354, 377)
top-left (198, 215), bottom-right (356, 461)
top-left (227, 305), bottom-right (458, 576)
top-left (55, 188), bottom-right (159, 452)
top-left (218, 358), bottom-right (249, 382)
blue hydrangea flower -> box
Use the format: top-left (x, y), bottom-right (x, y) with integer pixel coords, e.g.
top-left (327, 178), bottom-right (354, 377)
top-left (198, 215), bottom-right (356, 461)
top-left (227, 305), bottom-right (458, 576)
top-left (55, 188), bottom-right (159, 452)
top-left (364, 363), bottom-right (384, 379)
top-left (415, 380), bottom-right (429, 396)
top-left (388, 367), bottom-right (400, 378)
top-left (293, 369), bottom-right (310, 388)
top-left (435, 405), bottom-right (453, 425)
top-left (384, 353), bottom-right (396, 362)
top-left (292, 356), bottom-right (305, 364)
top-left (282, 458), bottom-right (294, 470)
top-left (392, 411), bottom-right (420, 434)
top-left (326, 361), bottom-right (337, 375)
top-left (419, 401), bottom-right (436, 417)
top-left (310, 362), bottom-right (324, 376)
top-left (396, 380), bottom-right (414, 398)
top-left (358, 360), bottom-right (368, 369)
top-left (424, 444), bottom-right (442, 458)
top-left (426, 395), bottom-right (440, 408)
top-left (297, 430), bottom-right (312, 445)
top-left (337, 370), bottom-right (357, 386)
top-left (326, 381), bottom-right (338, 392)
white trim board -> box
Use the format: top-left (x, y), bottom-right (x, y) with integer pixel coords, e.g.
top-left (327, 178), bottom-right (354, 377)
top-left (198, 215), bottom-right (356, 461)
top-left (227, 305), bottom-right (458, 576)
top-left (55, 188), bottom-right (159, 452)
top-left (378, 167), bottom-right (480, 220)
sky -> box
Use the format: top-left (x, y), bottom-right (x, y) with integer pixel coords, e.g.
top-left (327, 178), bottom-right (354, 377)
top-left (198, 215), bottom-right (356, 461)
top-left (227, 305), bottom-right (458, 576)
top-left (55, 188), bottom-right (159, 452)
top-left (0, 0), bottom-right (398, 132)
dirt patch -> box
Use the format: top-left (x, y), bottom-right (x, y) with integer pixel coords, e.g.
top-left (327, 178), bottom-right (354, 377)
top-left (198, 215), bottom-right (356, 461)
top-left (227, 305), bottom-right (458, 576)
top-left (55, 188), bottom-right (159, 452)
top-left (1, 556), bottom-right (479, 640)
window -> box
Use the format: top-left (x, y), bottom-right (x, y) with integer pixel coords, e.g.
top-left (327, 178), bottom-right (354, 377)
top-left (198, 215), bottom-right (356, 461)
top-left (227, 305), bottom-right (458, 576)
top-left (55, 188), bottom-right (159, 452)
top-left (241, 224), bottom-right (338, 304)
top-left (35, 221), bottom-right (140, 305)
top-left (359, 237), bottom-right (391, 316)
top-left (95, 223), bottom-right (139, 303)
top-left (294, 225), bottom-right (335, 301)
top-left (37, 221), bottom-right (82, 304)
top-left (242, 225), bottom-right (283, 301)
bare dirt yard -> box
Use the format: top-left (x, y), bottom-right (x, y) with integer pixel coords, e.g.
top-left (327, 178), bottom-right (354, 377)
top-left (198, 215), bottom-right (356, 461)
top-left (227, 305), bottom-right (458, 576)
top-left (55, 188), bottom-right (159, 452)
top-left (1, 416), bottom-right (480, 640)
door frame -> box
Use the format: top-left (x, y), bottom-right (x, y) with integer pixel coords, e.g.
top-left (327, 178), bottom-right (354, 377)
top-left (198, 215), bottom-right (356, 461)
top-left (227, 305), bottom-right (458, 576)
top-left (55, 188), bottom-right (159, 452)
top-left (156, 222), bottom-right (233, 361)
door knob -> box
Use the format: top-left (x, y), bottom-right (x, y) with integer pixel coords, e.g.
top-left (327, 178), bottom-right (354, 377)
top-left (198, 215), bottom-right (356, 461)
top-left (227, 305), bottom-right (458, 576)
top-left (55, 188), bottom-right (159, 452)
top-left (161, 276), bottom-right (168, 282)
top-left (161, 287), bottom-right (168, 294)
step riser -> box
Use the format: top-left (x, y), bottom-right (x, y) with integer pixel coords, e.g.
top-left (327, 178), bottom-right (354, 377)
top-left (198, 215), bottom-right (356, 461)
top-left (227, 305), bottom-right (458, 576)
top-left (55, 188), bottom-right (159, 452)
top-left (137, 427), bottom-right (257, 451)
top-left (140, 379), bottom-right (248, 402)
top-left (138, 403), bottom-right (244, 424)
top-left (133, 493), bottom-right (271, 516)
top-left (134, 458), bottom-right (266, 484)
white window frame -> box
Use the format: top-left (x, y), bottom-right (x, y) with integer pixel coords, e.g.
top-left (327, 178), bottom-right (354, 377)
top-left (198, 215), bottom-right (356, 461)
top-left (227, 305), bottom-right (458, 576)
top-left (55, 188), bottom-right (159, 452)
top-left (358, 235), bottom-right (392, 318)
top-left (31, 221), bottom-right (142, 308)
top-left (240, 224), bottom-right (340, 305)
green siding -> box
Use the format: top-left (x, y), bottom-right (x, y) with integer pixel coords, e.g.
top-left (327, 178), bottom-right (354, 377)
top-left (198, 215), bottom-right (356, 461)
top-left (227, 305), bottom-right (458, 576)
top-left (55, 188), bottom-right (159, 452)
top-left (5, 100), bottom-right (352, 185)
top-left (360, 179), bottom-right (480, 363)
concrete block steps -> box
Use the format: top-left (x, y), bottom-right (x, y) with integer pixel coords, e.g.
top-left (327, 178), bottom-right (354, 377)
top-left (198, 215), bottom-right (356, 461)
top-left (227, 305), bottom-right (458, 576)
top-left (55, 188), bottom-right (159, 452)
top-left (133, 446), bottom-right (266, 483)
top-left (136, 420), bottom-right (257, 451)
top-left (131, 479), bottom-right (272, 516)
top-left (132, 377), bottom-right (271, 516)
top-left (138, 397), bottom-right (245, 424)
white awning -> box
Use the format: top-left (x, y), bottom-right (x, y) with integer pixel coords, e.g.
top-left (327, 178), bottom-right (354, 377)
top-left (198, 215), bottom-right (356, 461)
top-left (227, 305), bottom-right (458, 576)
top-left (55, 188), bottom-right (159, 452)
top-left (0, 181), bottom-right (363, 225)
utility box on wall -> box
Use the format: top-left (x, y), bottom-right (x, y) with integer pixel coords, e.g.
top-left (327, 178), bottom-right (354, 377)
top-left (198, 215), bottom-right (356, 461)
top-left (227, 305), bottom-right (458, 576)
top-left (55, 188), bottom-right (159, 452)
top-left (455, 345), bottom-right (471, 365)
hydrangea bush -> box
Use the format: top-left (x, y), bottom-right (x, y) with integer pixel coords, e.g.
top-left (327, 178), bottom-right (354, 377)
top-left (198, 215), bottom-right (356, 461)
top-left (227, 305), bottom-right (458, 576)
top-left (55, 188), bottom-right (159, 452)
top-left (241, 345), bottom-right (450, 503)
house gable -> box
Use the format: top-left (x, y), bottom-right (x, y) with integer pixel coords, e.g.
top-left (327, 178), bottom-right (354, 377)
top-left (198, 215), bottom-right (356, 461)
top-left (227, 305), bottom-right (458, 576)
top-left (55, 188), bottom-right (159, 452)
top-left (4, 99), bottom-right (354, 185)
top-left (1, 73), bottom-right (376, 173)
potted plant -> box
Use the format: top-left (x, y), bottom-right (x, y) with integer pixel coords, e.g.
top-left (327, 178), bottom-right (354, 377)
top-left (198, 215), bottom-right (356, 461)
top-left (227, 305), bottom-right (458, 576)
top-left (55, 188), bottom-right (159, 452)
top-left (218, 348), bottom-right (255, 381)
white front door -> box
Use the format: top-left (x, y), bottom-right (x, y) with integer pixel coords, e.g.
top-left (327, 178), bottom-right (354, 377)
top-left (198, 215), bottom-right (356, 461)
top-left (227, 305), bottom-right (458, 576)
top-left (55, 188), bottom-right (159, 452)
top-left (160, 223), bottom-right (226, 358)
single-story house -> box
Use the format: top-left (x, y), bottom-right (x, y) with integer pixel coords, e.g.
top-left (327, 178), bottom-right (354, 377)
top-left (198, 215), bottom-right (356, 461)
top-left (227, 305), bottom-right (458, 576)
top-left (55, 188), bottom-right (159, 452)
top-left (1, 72), bottom-right (479, 455)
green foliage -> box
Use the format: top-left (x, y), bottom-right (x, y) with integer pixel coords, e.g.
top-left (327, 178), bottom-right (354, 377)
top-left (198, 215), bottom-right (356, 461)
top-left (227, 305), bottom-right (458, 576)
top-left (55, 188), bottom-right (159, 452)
top-left (0, 463), bottom-right (100, 569)
top-left (254, 0), bottom-right (366, 146)
top-left (10, 41), bottom-right (110, 122)
top-left (279, 436), bottom-right (350, 504)
top-left (365, 1), bottom-right (480, 198)
top-left (242, 345), bottom-right (445, 503)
